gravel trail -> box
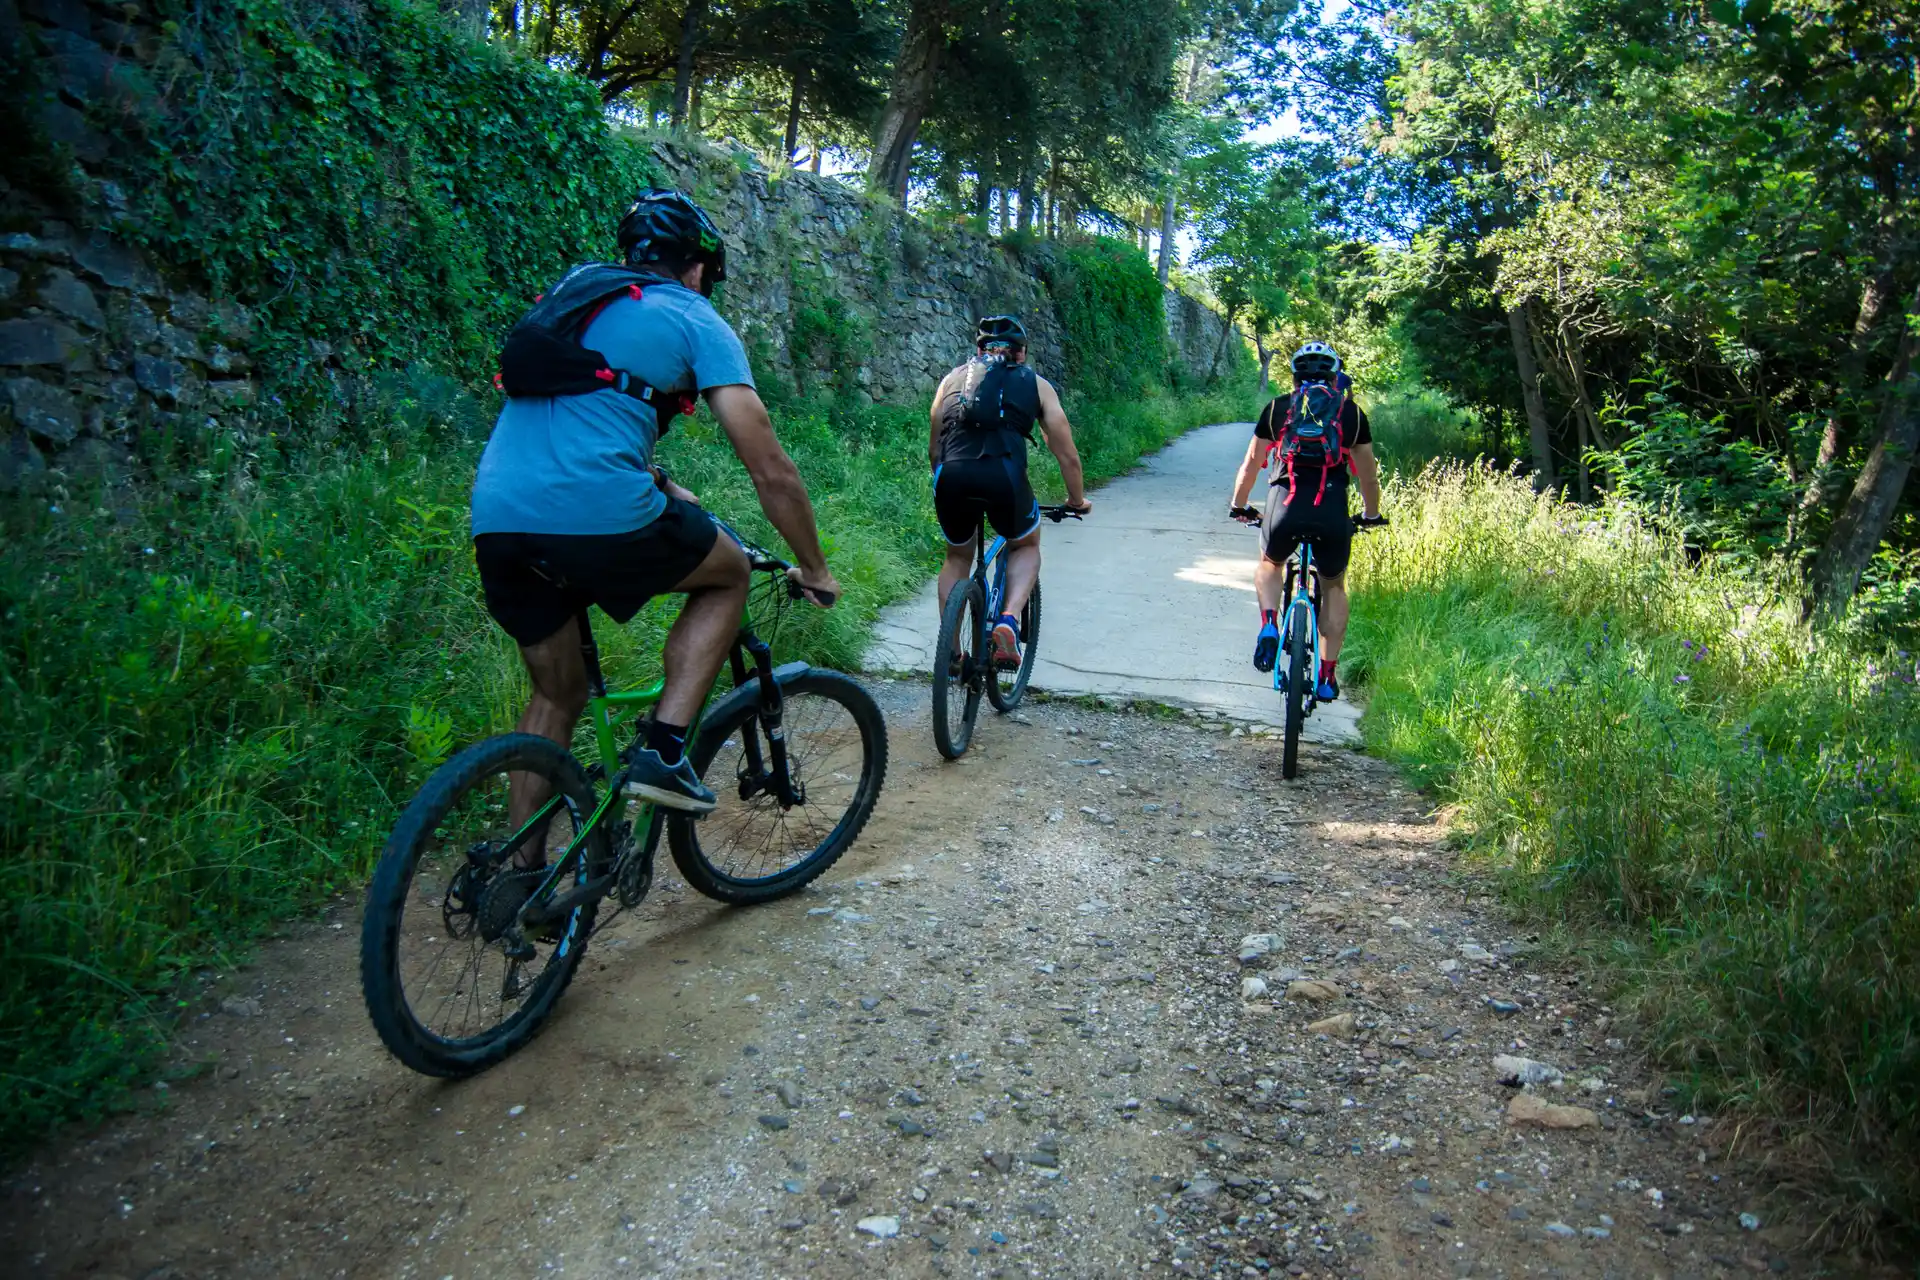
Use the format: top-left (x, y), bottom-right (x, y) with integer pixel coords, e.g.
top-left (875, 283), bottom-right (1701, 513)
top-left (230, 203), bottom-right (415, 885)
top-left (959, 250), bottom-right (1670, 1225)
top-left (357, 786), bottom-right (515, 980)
top-left (4, 689), bottom-right (1810, 1278)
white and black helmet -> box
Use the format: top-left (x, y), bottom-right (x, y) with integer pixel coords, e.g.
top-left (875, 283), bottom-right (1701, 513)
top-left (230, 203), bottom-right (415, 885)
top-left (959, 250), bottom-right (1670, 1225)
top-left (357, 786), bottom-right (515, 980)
top-left (1291, 341), bottom-right (1341, 380)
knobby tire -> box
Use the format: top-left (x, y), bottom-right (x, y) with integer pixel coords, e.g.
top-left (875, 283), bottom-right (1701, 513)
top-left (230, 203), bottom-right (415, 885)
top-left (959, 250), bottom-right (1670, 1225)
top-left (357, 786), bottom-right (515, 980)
top-left (987, 578), bottom-right (1041, 713)
top-left (360, 733), bottom-right (606, 1077)
top-left (669, 669), bottom-right (888, 904)
top-left (1283, 603), bottom-right (1310, 780)
top-left (932, 579), bottom-right (986, 759)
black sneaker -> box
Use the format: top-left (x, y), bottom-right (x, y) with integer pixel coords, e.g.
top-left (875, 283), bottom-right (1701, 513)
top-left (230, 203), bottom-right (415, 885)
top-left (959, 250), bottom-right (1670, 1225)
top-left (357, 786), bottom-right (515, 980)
top-left (623, 746), bottom-right (717, 813)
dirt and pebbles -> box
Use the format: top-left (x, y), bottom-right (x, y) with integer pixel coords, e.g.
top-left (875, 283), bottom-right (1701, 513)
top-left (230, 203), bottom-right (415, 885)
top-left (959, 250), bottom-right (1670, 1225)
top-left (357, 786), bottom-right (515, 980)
top-left (3, 686), bottom-right (1827, 1279)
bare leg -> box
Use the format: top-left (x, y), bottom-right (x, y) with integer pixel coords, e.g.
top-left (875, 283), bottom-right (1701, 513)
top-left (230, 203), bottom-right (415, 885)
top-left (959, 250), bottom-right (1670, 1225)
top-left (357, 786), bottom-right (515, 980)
top-left (656, 534), bottom-right (752, 727)
top-left (508, 618), bottom-right (591, 869)
top-left (937, 541), bottom-right (976, 622)
top-left (1256, 554), bottom-right (1286, 615)
top-left (1000, 528), bottom-right (1042, 618)
top-left (1319, 573), bottom-right (1350, 660)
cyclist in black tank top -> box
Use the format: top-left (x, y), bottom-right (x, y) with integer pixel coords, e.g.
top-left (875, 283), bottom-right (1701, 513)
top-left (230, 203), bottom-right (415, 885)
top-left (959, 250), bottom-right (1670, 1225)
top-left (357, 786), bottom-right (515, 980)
top-left (929, 316), bottom-right (1092, 668)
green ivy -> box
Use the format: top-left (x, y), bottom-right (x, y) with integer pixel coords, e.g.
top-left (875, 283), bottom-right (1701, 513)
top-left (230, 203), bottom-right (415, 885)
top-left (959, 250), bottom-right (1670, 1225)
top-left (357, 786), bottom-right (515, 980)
top-left (118, 0), bottom-right (652, 416)
top-left (1041, 237), bottom-right (1170, 396)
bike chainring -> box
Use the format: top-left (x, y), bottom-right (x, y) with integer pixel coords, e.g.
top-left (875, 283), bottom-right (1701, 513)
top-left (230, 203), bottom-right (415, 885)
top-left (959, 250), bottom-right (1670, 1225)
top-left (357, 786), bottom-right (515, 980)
top-left (614, 821), bottom-right (654, 908)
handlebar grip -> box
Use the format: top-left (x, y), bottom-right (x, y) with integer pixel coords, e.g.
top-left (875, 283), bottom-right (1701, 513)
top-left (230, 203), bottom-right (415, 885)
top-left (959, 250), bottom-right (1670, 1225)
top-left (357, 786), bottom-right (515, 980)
top-left (788, 581), bottom-right (837, 607)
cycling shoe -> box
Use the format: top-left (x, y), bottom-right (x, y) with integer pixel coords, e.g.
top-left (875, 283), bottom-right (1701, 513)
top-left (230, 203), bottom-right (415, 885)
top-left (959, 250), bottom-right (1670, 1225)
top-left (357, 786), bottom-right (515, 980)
top-left (1253, 618), bottom-right (1280, 672)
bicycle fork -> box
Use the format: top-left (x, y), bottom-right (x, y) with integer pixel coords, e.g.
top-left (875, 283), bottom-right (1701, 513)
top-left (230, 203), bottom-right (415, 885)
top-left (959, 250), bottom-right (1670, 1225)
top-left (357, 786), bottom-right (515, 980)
top-left (728, 632), bottom-right (802, 809)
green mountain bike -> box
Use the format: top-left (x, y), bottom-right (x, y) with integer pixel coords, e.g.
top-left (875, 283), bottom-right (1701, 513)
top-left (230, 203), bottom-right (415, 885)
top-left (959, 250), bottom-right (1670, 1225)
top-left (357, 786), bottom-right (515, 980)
top-left (360, 519), bottom-right (887, 1077)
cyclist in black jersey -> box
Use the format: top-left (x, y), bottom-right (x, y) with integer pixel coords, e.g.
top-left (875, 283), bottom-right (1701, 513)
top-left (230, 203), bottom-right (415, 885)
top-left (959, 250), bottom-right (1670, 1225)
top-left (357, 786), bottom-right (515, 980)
top-left (928, 317), bottom-right (1092, 668)
top-left (1228, 341), bottom-right (1383, 701)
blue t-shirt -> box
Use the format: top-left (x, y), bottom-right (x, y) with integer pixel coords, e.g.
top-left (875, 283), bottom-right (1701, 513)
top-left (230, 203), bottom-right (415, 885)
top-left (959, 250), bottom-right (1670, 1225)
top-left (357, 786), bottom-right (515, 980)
top-left (471, 279), bottom-right (755, 536)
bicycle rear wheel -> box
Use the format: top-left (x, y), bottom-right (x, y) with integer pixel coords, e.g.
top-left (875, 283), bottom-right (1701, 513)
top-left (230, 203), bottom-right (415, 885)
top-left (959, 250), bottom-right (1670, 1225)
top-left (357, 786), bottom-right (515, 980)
top-left (1282, 602), bottom-right (1310, 780)
top-left (987, 579), bottom-right (1041, 713)
top-left (360, 734), bottom-right (606, 1077)
top-left (932, 578), bottom-right (986, 759)
top-left (671, 669), bottom-right (887, 904)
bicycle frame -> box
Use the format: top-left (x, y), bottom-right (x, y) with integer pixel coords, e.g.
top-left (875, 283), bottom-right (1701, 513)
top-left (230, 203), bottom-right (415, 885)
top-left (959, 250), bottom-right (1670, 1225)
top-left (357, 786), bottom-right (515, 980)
top-left (977, 521), bottom-right (1011, 619)
top-left (1278, 540), bottom-right (1323, 705)
top-left (487, 578), bottom-right (793, 927)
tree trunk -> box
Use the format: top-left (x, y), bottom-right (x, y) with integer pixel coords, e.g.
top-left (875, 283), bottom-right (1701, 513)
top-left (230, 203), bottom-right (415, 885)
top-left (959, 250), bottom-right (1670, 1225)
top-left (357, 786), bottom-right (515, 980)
top-left (1800, 261), bottom-right (1901, 518)
top-left (1017, 166), bottom-right (1035, 233)
top-left (810, 146), bottom-right (821, 174)
top-left (868, 0), bottom-right (947, 200)
top-left (1255, 337), bottom-right (1272, 398)
top-left (671, 0), bottom-right (705, 128)
top-left (1801, 148), bottom-right (1907, 522)
top-left (1156, 184), bottom-right (1177, 286)
top-left (783, 71), bottom-right (804, 162)
top-left (1508, 303), bottom-right (1554, 491)
top-left (1811, 278), bottom-right (1920, 619)
top-left (1205, 309), bottom-right (1237, 386)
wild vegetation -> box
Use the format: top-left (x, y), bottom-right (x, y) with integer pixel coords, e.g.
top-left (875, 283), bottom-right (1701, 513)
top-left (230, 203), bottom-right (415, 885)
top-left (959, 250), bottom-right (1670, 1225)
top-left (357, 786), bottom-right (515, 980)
top-left (1169, 0), bottom-right (1919, 1237)
top-left (7, 0), bottom-right (1916, 1241)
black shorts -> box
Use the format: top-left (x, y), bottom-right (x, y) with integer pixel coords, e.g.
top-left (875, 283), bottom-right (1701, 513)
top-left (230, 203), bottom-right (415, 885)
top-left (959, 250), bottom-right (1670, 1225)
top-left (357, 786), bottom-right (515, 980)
top-left (474, 496), bottom-right (719, 646)
top-left (1263, 494), bottom-right (1354, 578)
top-left (933, 455), bottom-right (1039, 546)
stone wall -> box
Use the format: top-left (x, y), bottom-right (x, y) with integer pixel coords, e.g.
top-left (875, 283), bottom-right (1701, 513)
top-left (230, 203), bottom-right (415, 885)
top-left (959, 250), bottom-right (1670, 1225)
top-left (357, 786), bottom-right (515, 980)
top-left (656, 140), bottom-right (1244, 405)
top-left (654, 141), bottom-right (1067, 405)
top-left (0, 0), bottom-right (1244, 494)
top-left (1165, 288), bottom-right (1242, 388)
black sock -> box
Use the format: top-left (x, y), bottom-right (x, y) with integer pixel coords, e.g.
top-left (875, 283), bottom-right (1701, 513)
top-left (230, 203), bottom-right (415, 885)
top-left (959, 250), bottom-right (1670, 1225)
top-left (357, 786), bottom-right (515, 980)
top-left (645, 719), bottom-right (689, 766)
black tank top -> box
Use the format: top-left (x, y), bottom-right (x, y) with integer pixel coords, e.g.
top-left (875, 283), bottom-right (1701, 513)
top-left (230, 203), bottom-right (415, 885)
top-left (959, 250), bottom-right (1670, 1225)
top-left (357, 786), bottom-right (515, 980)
top-left (938, 356), bottom-right (1040, 463)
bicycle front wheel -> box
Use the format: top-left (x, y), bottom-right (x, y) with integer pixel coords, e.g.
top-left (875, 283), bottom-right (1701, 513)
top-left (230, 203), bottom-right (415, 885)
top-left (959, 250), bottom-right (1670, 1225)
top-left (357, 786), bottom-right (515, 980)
top-left (1282, 603), bottom-right (1310, 780)
top-left (360, 734), bottom-right (606, 1077)
top-left (670, 669), bottom-right (888, 905)
top-left (987, 578), bottom-right (1041, 713)
top-left (932, 578), bottom-right (986, 759)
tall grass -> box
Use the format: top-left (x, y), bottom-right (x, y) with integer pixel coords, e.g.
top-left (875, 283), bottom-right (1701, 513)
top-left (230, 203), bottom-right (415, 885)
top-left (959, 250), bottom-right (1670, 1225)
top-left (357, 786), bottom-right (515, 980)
top-left (1364, 384), bottom-right (1492, 472)
top-left (1344, 463), bottom-right (1920, 1229)
top-left (0, 378), bottom-right (1258, 1146)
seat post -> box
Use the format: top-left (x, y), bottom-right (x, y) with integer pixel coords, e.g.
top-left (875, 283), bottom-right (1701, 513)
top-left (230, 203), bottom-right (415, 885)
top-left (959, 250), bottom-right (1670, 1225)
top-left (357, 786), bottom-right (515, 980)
top-left (575, 609), bottom-right (608, 700)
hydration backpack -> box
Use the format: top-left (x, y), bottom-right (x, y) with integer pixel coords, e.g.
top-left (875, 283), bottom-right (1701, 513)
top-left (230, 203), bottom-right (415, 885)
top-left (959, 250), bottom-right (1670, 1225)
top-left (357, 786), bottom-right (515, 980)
top-left (495, 264), bottom-right (698, 431)
top-left (1270, 374), bottom-right (1352, 506)
top-left (959, 355), bottom-right (1041, 443)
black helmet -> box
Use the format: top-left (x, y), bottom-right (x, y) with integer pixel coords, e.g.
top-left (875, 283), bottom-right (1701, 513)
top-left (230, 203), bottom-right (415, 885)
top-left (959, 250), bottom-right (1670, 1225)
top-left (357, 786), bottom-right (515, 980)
top-left (617, 189), bottom-right (728, 295)
top-left (976, 315), bottom-right (1027, 350)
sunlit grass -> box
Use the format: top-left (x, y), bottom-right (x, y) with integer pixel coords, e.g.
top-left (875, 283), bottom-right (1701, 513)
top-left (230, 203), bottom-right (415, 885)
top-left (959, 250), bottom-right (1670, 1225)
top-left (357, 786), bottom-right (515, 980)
top-left (1346, 462), bottom-right (1920, 1227)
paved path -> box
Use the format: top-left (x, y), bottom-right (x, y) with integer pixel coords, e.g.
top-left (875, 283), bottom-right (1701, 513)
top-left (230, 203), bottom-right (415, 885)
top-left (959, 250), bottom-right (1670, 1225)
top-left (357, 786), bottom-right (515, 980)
top-left (865, 421), bottom-right (1362, 744)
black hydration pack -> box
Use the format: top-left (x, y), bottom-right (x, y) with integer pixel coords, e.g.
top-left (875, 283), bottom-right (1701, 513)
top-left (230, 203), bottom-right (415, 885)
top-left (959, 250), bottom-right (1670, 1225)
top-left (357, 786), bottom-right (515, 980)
top-left (959, 354), bottom-right (1040, 442)
top-left (495, 264), bottom-right (697, 430)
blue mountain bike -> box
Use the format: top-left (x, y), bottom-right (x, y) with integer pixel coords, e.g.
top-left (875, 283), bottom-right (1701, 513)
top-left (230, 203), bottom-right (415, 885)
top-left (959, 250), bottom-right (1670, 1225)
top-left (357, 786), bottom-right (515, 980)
top-left (932, 504), bottom-right (1083, 759)
top-left (1238, 509), bottom-right (1386, 779)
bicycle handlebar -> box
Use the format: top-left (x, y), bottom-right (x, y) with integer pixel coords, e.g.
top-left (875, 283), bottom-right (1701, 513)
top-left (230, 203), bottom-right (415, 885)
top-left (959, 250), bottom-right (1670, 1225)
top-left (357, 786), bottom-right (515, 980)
top-left (707, 513), bottom-right (839, 606)
top-left (1229, 507), bottom-right (1387, 531)
top-left (1041, 504), bottom-right (1088, 523)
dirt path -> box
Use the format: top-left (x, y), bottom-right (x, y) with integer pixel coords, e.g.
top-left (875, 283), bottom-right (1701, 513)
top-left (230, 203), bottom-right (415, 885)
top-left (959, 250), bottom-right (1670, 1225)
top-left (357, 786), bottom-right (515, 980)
top-left (4, 686), bottom-right (1808, 1279)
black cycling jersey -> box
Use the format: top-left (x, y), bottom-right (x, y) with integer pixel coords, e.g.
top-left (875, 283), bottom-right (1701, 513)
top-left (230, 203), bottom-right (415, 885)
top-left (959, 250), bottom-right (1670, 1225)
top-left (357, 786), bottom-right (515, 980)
top-left (937, 356), bottom-right (1040, 464)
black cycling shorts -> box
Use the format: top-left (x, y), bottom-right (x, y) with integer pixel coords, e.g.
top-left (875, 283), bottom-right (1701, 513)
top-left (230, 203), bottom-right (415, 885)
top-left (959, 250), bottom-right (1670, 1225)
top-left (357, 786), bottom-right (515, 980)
top-left (474, 496), bottom-right (719, 646)
top-left (933, 456), bottom-right (1039, 546)
top-left (1263, 476), bottom-right (1355, 578)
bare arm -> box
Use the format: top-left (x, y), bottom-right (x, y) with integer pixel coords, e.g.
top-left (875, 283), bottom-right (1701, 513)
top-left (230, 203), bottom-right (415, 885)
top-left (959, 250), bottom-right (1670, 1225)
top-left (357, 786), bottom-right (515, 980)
top-left (1350, 442), bottom-right (1382, 519)
top-left (705, 384), bottom-right (839, 599)
top-left (1231, 434), bottom-right (1267, 510)
top-left (928, 370), bottom-right (955, 472)
top-left (1034, 377), bottom-right (1089, 509)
